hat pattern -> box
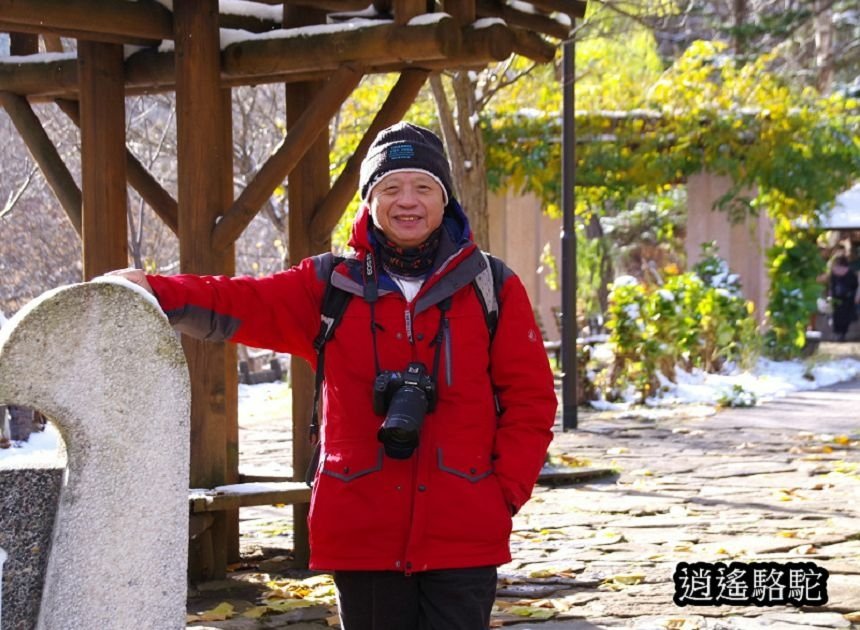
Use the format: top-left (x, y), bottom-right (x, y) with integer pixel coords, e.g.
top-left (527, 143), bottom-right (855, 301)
top-left (359, 122), bottom-right (454, 203)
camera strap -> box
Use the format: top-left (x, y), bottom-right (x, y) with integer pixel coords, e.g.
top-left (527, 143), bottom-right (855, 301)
top-left (364, 252), bottom-right (384, 377)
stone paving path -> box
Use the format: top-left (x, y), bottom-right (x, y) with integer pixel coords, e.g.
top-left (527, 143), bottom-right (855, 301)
top-left (188, 374), bottom-right (860, 630)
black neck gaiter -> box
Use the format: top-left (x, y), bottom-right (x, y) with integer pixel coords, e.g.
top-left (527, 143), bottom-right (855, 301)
top-left (373, 225), bottom-right (442, 278)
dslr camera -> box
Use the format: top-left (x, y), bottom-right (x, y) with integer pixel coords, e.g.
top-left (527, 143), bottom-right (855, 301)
top-left (373, 362), bottom-right (437, 459)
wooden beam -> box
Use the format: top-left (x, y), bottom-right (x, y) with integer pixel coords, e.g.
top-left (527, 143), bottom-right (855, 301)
top-left (0, 91), bottom-right (82, 235)
top-left (367, 21), bottom-right (516, 71)
top-left (511, 28), bottom-right (557, 64)
top-left (475, 0), bottom-right (572, 39)
top-left (0, 0), bottom-right (173, 45)
top-left (0, 55), bottom-right (78, 99)
top-left (55, 99), bottom-right (179, 235)
top-left (529, 0), bottom-right (586, 18)
top-left (211, 65), bottom-right (362, 252)
top-left (174, 0), bottom-right (237, 582)
top-left (0, 19), bottom-right (463, 100)
top-left (78, 41), bottom-right (128, 279)
top-left (311, 69), bottom-right (429, 237)
top-left (222, 17), bottom-right (460, 80)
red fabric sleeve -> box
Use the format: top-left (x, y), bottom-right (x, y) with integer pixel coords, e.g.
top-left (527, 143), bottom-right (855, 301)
top-left (489, 274), bottom-right (557, 513)
top-left (146, 257), bottom-right (324, 365)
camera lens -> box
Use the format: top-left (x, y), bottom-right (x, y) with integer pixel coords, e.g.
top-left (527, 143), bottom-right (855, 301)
top-left (377, 385), bottom-right (427, 459)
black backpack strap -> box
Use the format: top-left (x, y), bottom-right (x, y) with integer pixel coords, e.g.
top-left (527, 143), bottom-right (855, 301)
top-left (306, 255), bottom-right (352, 486)
top-left (472, 251), bottom-right (505, 340)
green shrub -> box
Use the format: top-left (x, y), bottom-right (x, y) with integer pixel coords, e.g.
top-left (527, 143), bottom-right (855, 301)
top-left (603, 246), bottom-right (759, 402)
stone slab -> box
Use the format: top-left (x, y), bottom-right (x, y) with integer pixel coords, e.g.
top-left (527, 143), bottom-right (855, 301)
top-left (0, 281), bottom-right (191, 629)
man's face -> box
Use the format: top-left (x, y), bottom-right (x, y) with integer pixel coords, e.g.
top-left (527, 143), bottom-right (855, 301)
top-left (369, 171), bottom-right (445, 249)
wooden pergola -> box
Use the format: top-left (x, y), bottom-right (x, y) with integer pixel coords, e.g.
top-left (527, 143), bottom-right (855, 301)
top-left (0, 0), bottom-right (583, 581)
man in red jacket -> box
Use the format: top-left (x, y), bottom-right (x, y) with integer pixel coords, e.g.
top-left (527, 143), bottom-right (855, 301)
top-left (114, 122), bottom-right (557, 629)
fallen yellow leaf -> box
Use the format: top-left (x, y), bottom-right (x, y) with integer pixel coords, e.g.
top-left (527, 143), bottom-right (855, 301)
top-left (600, 574), bottom-right (645, 590)
top-left (834, 435), bottom-right (851, 445)
top-left (187, 602), bottom-right (235, 622)
top-left (242, 606), bottom-right (269, 619)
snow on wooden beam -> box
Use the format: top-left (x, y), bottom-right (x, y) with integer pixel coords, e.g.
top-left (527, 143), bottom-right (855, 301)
top-left (0, 91), bottom-right (82, 236)
top-left (367, 20), bottom-right (516, 71)
top-left (285, 0), bottom-right (373, 7)
top-left (475, 0), bottom-right (571, 40)
top-left (0, 55), bottom-right (78, 99)
top-left (311, 68), bottom-right (430, 238)
top-left (0, 16), bottom-right (551, 99)
top-left (211, 64), bottom-right (364, 251)
top-left (221, 17), bottom-right (461, 81)
top-left (0, 0), bottom-right (173, 46)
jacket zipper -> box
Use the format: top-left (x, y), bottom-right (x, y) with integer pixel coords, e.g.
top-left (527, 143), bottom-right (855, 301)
top-left (442, 317), bottom-right (452, 387)
top-left (404, 308), bottom-right (414, 345)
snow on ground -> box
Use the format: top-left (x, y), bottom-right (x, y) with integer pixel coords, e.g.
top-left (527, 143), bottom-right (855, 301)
top-left (0, 422), bottom-right (66, 469)
top-left (3, 354), bottom-right (860, 464)
top-left (590, 354), bottom-right (860, 411)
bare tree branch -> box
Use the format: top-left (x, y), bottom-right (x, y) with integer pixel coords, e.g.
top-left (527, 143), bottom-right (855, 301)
top-left (0, 166), bottom-right (38, 220)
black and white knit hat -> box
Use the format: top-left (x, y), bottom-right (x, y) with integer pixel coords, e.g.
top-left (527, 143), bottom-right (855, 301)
top-left (359, 122), bottom-right (453, 204)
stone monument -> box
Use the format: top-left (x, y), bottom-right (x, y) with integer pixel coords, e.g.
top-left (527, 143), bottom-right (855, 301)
top-left (0, 279), bottom-right (190, 629)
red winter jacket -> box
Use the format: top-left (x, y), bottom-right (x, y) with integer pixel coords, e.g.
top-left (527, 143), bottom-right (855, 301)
top-left (147, 201), bottom-right (557, 573)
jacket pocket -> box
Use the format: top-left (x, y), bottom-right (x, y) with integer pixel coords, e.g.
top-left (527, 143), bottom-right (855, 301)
top-left (321, 444), bottom-right (384, 482)
top-left (430, 446), bottom-right (511, 543)
top-left (437, 448), bottom-right (493, 482)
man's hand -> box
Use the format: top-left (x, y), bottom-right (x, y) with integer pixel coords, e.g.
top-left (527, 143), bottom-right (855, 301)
top-left (103, 268), bottom-right (154, 295)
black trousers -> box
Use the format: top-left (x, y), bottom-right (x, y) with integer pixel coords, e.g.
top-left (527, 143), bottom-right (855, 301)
top-left (333, 566), bottom-right (498, 630)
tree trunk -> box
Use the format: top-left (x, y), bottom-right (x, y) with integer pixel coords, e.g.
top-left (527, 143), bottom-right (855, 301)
top-left (813, 0), bottom-right (835, 93)
top-left (732, 0), bottom-right (747, 57)
top-left (429, 73), bottom-right (490, 251)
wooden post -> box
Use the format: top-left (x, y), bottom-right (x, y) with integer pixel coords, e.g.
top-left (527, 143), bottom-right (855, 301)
top-left (174, 0), bottom-right (239, 580)
top-left (284, 5), bottom-right (331, 569)
top-left (77, 41), bottom-right (128, 279)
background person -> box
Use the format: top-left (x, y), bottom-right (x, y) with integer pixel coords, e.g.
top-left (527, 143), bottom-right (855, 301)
top-left (111, 122), bottom-right (557, 629)
top-left (828, 255), bottom-right (859, 341)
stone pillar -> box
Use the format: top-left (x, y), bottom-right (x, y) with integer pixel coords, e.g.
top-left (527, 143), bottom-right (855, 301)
top-left (0, 280), bottom-right (190, 630)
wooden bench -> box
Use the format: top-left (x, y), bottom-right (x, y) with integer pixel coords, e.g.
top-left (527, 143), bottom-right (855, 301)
top-left (237, 346), bottom-right (285, 385)
top-left (189, 480), bottom-right (310, 514)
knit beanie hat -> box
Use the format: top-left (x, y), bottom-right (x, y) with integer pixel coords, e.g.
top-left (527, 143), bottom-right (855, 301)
top-left (359, 122), bottom-right (454, 204)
